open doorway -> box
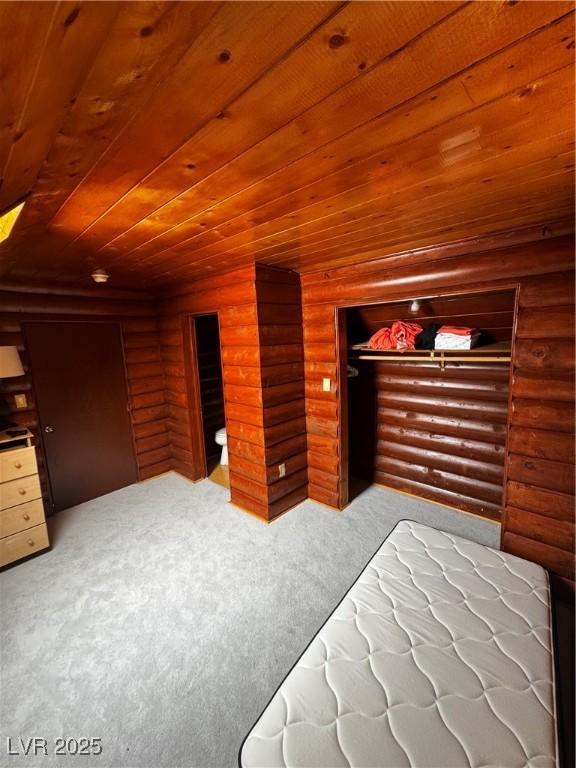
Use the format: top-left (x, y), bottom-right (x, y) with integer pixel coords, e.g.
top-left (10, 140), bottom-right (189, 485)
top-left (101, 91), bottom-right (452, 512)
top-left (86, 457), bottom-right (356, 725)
top-left (187, 314), bottom-right (228, 488)
top-left (338, 287), bottom-right (517, 520)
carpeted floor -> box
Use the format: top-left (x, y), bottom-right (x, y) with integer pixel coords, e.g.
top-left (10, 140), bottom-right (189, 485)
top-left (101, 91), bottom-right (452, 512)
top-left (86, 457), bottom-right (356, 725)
top-left (1, 473), bottom-right (499, 768)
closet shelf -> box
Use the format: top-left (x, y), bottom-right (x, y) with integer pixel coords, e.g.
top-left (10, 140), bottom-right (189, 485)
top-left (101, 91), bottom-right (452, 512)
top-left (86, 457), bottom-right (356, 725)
top-left (348, 342), bottom-right (511, 366)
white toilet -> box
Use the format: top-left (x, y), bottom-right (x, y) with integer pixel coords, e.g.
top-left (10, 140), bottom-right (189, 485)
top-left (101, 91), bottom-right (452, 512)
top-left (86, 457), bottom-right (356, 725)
top-left (215, 427), bottom-right (228, 465)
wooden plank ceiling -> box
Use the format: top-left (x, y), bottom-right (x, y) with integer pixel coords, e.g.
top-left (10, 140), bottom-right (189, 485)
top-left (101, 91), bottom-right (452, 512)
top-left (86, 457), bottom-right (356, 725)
top-left (0, 0), bottom-right (574, 288)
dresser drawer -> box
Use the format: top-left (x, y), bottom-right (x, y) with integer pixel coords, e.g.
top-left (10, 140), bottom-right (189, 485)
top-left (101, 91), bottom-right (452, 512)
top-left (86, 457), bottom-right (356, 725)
top-left (0, 523), bottom-right (49, 567)
top-left (0, 498), bottom-right (45, 539)
top-left (0, 475), bottom-right (42, 511)
top-left (0, 446), bottom-right (38, 482)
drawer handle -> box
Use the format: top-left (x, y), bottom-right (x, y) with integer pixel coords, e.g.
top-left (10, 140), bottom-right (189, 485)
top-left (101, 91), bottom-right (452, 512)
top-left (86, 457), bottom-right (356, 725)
top-left (14, 462), bottom-right (22, 469)
top-left (27, 539), bottom-right (35, 547)
top-left (23, 513), bottom-right (30, 521)
top-left (18, 489), bottom-right (27, 496)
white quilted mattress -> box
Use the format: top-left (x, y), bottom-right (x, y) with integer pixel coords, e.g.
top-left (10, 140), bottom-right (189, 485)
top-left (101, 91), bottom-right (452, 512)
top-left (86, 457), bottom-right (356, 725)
top-left (240, 520), bottom-right (557, 768)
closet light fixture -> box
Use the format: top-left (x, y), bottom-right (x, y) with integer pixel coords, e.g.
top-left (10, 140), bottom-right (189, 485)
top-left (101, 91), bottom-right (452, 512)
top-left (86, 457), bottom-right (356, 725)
top-left (0, 201), bottom-right (25, 243)
top-left (409, 299), bottom-right (421, 313)
top-left (91, 268), bottom-right (110, 284)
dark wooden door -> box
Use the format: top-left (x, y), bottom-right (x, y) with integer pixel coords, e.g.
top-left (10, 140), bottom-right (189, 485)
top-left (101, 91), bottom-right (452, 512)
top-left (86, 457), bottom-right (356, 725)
top-left (25, 322), bottom-right (137, 511)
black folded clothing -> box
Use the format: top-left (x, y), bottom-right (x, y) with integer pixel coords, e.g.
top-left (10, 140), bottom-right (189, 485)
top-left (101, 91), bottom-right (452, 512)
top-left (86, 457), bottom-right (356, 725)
top-left (415, 323), bottom-right (440, 350)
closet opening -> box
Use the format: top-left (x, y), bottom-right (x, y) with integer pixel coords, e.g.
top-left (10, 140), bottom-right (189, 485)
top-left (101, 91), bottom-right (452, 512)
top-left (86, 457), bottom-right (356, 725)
top-left (339, 287), bottom-right (517, 521)
top-left (186, 313), bottom-right (228, 489)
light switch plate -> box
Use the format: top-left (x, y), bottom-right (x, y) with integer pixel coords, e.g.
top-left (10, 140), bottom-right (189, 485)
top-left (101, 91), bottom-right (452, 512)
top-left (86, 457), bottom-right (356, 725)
top-left (14, 393), bottom-right (27, 409)
top-left (322, 378), bottom-right (331, 392)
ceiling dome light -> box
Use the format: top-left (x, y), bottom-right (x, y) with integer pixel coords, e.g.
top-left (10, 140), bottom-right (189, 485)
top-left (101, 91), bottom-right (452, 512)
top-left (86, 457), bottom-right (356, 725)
top-left (91, 268), bottom-right (110, 284)
top-left (409, 299), bottom-right (421, 313)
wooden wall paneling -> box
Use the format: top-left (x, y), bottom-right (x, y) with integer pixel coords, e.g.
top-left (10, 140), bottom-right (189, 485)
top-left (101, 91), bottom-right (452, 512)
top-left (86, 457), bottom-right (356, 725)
top-left (1, 287), bottom-right (169, 510)
top-left (220, 307), bottom-right (267, 514)
top-left (343, 288), bottom-right (514, 522)
top-left (159, 265), bottom-right (270, 516)
top-left (508, 427), bottom-right (574, 464)
top-left (350, 291), bottom-right (516, 344)
top-left (0, 292), bottom-right (156, 317)
top-left (301, 236), bottom-right (575, 584)
top-left (254, 265), bottom-right (307, 518)
top-left (158, 264), bottom-right (307, 520)
top-left (371, 356), bottom-right (510, 521)
top-left (121, 314), bottom-right (169, 480)
top-left (340, 290), bottom-right (515, 519)
top-left (501, 532), bottom-right (575, 581)
top-left (303, 292), bottom-right (340, 509)
top-left (301, 236), bottom-right (574, 302)
top-left (162, 315), bottom-right (196, 480)
top-left (507, 481), bottom-right (574, 522)
top-left (503, 266), bottom-right (576, 586)
top-left (505, 507), bottom-right (574, 553)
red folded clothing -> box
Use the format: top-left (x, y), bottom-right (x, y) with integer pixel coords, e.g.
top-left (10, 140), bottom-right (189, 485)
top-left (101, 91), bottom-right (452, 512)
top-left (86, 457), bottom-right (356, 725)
top-left (367, 327), bottom-right (393, 350)
top-left (368, 321), bottom-right (423, 352)
top-left (437, 325), bottom-right (476, 336)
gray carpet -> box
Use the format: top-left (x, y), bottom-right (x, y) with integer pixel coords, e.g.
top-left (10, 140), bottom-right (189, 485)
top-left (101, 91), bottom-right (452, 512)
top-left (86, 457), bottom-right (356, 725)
top-left (0, 473), bottom-right (499, 768)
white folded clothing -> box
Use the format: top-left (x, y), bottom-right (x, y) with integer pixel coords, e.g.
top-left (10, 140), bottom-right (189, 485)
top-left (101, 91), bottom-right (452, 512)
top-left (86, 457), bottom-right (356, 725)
top-left (435, 331), bottom-right (480, 350)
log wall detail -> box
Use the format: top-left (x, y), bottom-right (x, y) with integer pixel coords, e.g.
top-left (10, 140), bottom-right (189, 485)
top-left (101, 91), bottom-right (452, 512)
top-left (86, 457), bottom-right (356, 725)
top-left (0, 287), bottom-right (169, 511)
top-left (158, 264), bottom-right (306, 520)
top-left (301, 236), bottom-right (575, 585)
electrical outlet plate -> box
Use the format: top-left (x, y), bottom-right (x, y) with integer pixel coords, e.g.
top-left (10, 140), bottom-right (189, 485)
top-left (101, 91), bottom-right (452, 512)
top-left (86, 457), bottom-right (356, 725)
top-left (14, 393), bottom-right (27, 409)
top-left (278, 463), bottom-right (286, 478)
top-left (322, 377), bottom-right (331, 392)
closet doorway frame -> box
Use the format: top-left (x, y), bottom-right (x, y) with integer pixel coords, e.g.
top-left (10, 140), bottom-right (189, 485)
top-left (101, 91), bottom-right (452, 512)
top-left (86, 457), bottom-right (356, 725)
top-left (335, 282), bottom-right (520, 511)
top-left (182, 311), bottom-right (227, 483)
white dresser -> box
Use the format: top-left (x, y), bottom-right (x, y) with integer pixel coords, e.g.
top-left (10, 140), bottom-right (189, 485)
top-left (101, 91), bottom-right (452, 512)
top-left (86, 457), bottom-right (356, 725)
top-left (0, 430), bottom-right (49, 568)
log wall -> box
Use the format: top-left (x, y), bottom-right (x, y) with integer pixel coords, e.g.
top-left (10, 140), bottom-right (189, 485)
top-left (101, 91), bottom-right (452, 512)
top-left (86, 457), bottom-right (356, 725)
top-left (345, 291), bottom-right (515, 520)
top-left (158, 264), bottom-right (306, 520)
top-left (301, 235), bottom-right (575, 585)
top-left (0, 286), bottom-right (169, 511)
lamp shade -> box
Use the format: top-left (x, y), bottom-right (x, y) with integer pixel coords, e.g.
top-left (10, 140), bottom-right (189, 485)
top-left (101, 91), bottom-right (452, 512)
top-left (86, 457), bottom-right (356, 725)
top-left (0, 346), bottom-right (24, 378)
